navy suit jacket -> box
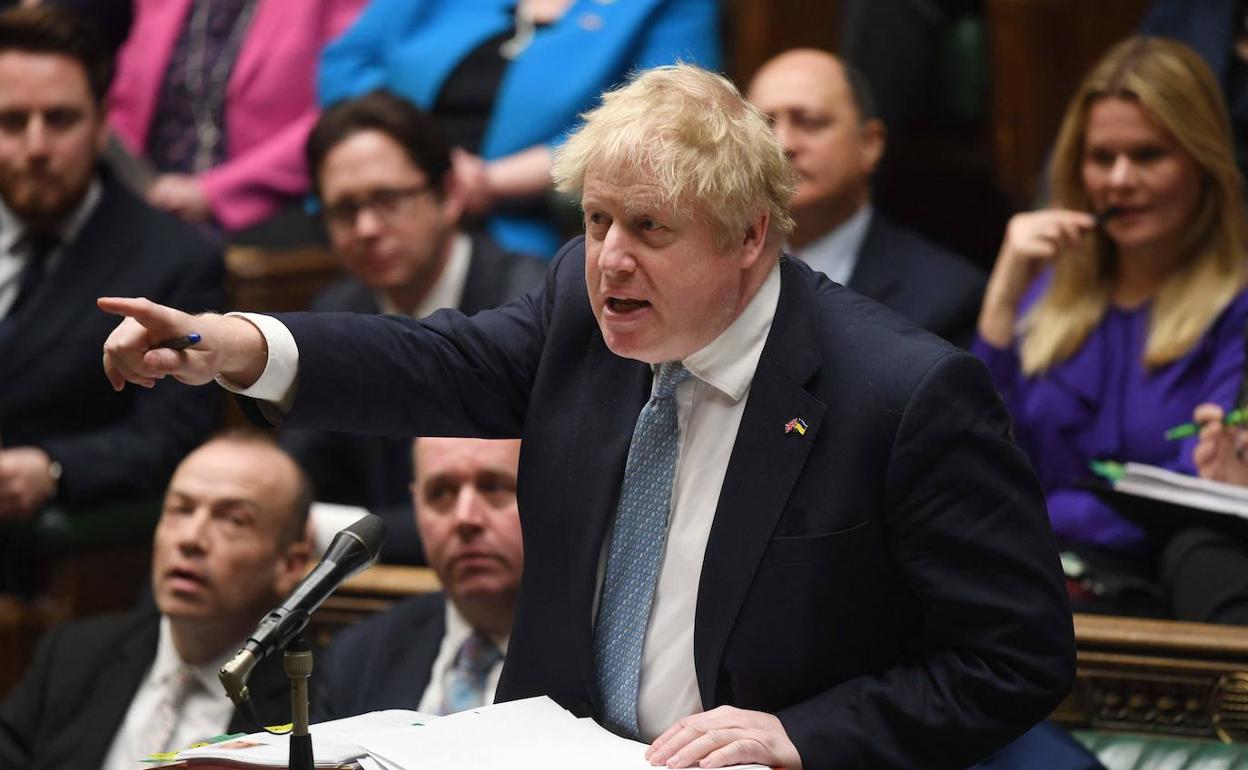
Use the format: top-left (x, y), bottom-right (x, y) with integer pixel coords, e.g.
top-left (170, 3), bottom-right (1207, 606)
top-left (847, 213), bottom-right (986, 349)
top-left (280, 234), bottom-right (545, 564)
top-left (0, 609), bottom-right (289, 770)
top-left (260, 237), bottom-right (1074, 769)
top-left (0, 171), bottom-right (223, 507)
top-left (312, 592), bottom-right (446, 721)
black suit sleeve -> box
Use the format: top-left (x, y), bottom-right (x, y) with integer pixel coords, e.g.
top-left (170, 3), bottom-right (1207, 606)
top-left (36, 242), bottom-right (226, 504)
top-left (0, 622), bottom-right (64, 766)
top-left (941, 272), bottom-right (986, 350)
top-left (778, 351), bottom-right (1075, 770)
top-left (270, 248), bottom-right (561, 439)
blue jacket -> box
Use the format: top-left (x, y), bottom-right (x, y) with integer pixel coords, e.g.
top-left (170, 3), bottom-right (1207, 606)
top-left (318, 0), bottom-right (722, 255)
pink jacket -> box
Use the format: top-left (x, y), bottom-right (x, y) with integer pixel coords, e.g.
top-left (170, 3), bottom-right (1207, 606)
top-left (108, 0), bottom-right (364, 231)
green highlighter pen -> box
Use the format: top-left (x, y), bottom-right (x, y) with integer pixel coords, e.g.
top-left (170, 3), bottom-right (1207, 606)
top-left (1163, 408), bottom-right (1246, 441)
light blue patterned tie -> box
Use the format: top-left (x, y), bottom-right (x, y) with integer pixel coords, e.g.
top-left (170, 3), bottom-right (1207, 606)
top-left (440, 632), bottom-right (502, 714)
top-left (594, 361), bottom-right (692, 738)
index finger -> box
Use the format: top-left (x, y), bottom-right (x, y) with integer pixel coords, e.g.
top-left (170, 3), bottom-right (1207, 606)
top-left (97, 296), bottom-right (192, 339)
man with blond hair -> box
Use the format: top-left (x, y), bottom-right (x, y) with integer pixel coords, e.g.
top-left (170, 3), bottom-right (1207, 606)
top-left (98, 64), bottom-right (1073, 769)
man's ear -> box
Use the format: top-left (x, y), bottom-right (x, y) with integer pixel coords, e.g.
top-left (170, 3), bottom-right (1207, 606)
top-left (273, 532), bottom-right (313, 597)
top-left (738, 208), bottom-right (771, 270)
top-left (438, 167), bottom-right (469, 228)
top-left (859, 118), bottom-right (886, 177)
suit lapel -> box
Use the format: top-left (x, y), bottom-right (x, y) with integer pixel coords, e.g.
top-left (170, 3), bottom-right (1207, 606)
top-left (403, 597), bottom-right (446, 709)
top-left (76, 613), bottom-right (162, 764)
top-left (564, 330), bottom-right (650, 710)
top-left (0, 178), bottom-right (140, 372)
top-left (846, 213), bottom-right (901, 304)
top-left (459, 236), bottom-right (500, 314)
top-left (693, 259), bottom-right (826, 707)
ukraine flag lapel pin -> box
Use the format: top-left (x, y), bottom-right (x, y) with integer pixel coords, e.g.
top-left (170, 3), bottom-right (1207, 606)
top-left (784, 417), bottom-right (808, 436)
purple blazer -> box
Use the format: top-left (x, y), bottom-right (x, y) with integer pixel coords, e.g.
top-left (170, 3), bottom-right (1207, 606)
top-left (974, 275), bottom-right (1248, 551)
top-left (107, 0), bottom-right (364, 230)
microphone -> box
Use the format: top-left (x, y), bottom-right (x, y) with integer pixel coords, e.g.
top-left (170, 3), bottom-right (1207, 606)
top-left (219, 514), bottom-right (386, 705)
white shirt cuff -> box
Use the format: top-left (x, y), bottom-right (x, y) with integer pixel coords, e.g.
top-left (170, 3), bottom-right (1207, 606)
top-left (214, 312), bottom-right (299, 409)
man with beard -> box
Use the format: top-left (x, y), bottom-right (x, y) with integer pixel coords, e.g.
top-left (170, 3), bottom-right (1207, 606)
top-left (0, 7), bottom-right (222, 569)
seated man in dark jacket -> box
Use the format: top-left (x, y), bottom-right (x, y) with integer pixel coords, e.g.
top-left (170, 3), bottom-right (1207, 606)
top-left (0, 431), bottom-right (313, 770)
top-left (0, 7), bottom-right (222, 591)
top-left (315, 437), bottom-right (523, 719)
top-left (283, 92), bottom-right (544, 564)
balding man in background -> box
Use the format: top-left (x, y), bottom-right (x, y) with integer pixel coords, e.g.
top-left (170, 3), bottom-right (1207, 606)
top-left (0, 431), bottom-right (313, 770)
top-left (749, 48), bottom-right (985, 347)
top-left (315, 437), bottom-right (523, 719)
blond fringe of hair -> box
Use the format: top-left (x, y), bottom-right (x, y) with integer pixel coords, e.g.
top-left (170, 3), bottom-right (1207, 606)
top-left (1020, 37), bottom-right (1248, 375)
top-left (552, 64), bottom-right (795, 249)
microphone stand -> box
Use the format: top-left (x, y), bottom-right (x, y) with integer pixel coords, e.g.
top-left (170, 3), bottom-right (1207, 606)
top-left (284, 634), bottom-right (314, 770)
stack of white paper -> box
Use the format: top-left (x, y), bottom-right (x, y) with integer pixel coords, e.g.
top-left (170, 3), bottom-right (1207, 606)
top-left (1114, 462), bottom-right (1248, 518)
top-left (174, 709), bottom-right (435, 768)
top-left (175, 698), bottom-right (770, 770)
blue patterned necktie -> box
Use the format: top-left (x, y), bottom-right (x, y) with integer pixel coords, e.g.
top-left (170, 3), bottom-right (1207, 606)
top-left (594, 361), bottom-right (692, 738)
top-left (441, 631), bottom-right (502, 714)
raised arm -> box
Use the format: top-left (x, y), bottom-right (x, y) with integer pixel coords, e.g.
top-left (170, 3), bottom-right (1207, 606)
top-left (98, 298), bottom-right (269, 390)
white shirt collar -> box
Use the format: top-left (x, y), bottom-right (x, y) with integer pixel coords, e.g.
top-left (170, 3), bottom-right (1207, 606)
top-left (791, 203), bottom-right (872, 286)
top-left (151, 616), bottom-right (241, 695)
top-left (681, 259), bottom-right (781, 402)
top-left (378, 232), bottom-right (472, 318)
top-left (443, 596), bottom-right (511, 654)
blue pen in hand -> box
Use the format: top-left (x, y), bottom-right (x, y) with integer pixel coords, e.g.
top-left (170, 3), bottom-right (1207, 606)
top-left (151, 332), bottom-right (201, 351)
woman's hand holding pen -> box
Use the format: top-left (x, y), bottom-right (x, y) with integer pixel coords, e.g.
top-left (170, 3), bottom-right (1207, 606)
top-left (1192, 402), bottom-right (1248, 486)
top-left (978, 209), bottom-right (1097, 347)
top-left (97, 297), bottom-right (268, 391)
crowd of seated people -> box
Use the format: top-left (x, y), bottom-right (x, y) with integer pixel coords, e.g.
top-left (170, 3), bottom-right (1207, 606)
top-left (2, 0), bottom-right (1248, 767)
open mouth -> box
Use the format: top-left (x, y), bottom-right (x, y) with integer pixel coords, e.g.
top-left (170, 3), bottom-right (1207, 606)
top-left (606, 298), bottom-right (650, 314)
top-left (166, 567), bottom-right (207, 591)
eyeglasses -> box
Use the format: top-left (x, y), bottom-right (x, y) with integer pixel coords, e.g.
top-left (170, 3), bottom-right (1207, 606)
top-left (322, 185), bottom-right (431, 230)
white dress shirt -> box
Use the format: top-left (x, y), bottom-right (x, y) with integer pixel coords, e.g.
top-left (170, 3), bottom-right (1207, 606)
top-left (101, 618), bottom-right (237, 770)
top-left (220, 261), bottom-right (783, 741)
top-left (611, 262), bottom-right (780, 738)
top-left (417, 601), bottom-right (510, 714)
top-left (790, 203), bottom-right (872, 286)
top-left (0, 180), bottom-right (102, 318)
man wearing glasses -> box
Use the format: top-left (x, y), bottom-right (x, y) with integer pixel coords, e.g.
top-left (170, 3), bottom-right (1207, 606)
top-left (284, 91), bottom-right (545, 564)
